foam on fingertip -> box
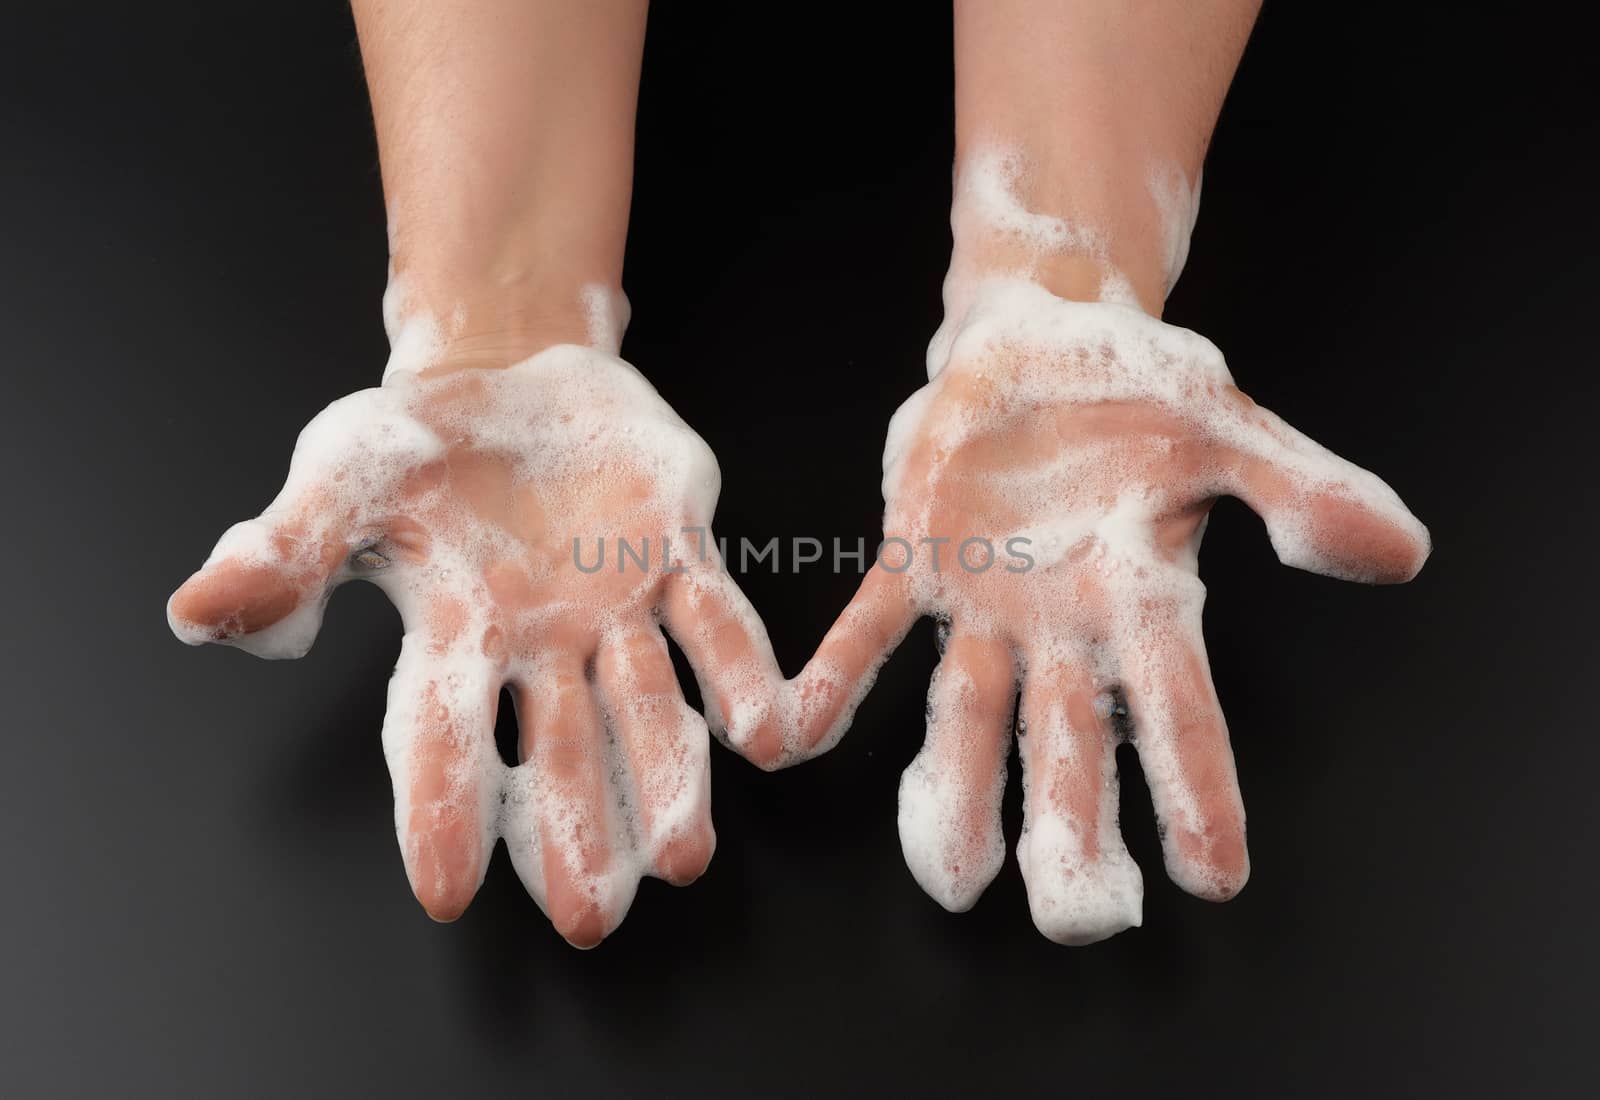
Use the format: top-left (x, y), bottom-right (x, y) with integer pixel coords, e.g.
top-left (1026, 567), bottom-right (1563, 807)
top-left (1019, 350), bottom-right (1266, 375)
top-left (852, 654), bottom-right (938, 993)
top-left (1017, 816), bottom-right (1144, 945)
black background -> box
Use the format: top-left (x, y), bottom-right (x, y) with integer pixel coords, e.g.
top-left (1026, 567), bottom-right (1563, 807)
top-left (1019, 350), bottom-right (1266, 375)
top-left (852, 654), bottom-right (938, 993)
top-left (4, 3), bottom-right (1594, 1096)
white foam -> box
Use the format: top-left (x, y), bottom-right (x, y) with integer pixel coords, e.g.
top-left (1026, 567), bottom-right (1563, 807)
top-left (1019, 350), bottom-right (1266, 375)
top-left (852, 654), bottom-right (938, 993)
top-left (1149, 163), bottom-right (1203, 298)
top-left (961, 147), bottom-right (1106, 258)
top-left (930, 146), bottom-right (1206, 373)
top-left (897, 655), bottom-right (1010, 912)
top-left (380, 271), bottom-right (444, 383)
top-left (581, 283), bottom-right (631, 355)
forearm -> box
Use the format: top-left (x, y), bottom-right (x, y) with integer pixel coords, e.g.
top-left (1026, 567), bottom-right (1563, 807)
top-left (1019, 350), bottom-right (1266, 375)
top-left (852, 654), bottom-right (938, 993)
top-left (352, 0), bottom-right (648, 370)
top-left (951, 0), bottom-right (1260, 315)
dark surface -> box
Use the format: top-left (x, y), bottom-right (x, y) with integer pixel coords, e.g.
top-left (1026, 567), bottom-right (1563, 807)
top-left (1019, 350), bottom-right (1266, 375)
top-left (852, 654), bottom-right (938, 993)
top-left (3, 4), bottom-right (1594, 1097)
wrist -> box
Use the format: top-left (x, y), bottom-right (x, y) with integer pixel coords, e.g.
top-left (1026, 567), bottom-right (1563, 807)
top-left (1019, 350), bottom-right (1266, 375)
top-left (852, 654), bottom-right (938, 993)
top-left (946, 144), bottom-right (1195, 316)
top-left (381, 267), bottom-right (630, 381)
top-left (1029, 252), bottom-right (1158, 314)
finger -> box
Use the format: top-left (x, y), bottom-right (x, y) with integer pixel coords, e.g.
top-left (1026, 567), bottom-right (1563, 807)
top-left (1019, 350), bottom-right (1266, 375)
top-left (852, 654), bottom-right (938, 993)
top-left (1115, 583), bottom-right (1249, 901)
top-left (167, 386), bottom-right (438, 658)
top-left (166, 512), bottom-right (351, 659)
top-left (381, 633), bottom-right (501, 922)
top-left (659, 556), bottom-right (786, 765)
top-left (505, 656), bottom-right (635, 948)
top-left (1015, 648), bottom-right (1143, 945)
top-left (795, 562), bottom-right (920, 758)
top-left (1216, 396), bottom-right (1430, 584)
top-left (594, 627), bottom-right (715, 886)
top-left (663, 558), bottom-right (916, 768)
top-left (897, 630), bottom-right (1015, 912)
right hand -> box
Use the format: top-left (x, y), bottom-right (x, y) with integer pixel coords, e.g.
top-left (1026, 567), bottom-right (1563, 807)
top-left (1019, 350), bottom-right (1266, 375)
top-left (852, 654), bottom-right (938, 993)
top-left (169, 345), bottom-right (749, 944)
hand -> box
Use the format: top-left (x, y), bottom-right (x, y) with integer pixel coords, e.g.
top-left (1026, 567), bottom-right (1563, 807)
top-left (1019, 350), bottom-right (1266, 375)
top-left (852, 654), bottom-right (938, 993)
top-left (168, 346), bottom-right (740, 945)
top-left (816, 278), bottom-right (1430, 945)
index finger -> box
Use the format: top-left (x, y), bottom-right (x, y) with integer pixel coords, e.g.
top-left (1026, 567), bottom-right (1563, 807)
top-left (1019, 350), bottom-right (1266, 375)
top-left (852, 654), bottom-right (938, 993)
top-left (661, 557), bottom-right (916, 768)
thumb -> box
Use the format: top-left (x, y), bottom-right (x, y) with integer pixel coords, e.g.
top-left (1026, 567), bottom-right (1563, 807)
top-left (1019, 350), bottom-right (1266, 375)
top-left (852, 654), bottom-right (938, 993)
top-left (167, 384), bottom-right (441, 658)
top-left (167, 504), bottom-right (352, 660)
top-left (1217, 396), bottom-right (1431, 585)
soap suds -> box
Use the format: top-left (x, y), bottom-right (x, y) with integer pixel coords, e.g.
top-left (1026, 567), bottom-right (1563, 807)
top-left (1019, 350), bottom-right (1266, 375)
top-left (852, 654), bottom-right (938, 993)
top-left (381, 271), bottom-right (632, 384)
top-left (581, 283), bottom-right (631, 355)
top-left (380, 270), bottom-right (444, 383)
top-left (1149, 162), bottom-right (1203, 298)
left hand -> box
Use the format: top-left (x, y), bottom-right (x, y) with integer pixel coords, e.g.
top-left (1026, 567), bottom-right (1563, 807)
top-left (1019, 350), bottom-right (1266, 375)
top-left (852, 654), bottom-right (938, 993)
top-left (771, 278), bottom-right (1429, 944)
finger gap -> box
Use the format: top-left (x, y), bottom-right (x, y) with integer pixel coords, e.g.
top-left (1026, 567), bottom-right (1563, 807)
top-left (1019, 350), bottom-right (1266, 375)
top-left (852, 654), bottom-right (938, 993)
top-left (1113, 739), bottom-right (1166, 888)
top-left (493, 686), bottom-right (520, 767)
top-left (659, 629), bottom-right (703, 713)
top-left (1105, 685), bottom-right (1134, 740)
top-left (1000, 719), bottom-right (1026, 889)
